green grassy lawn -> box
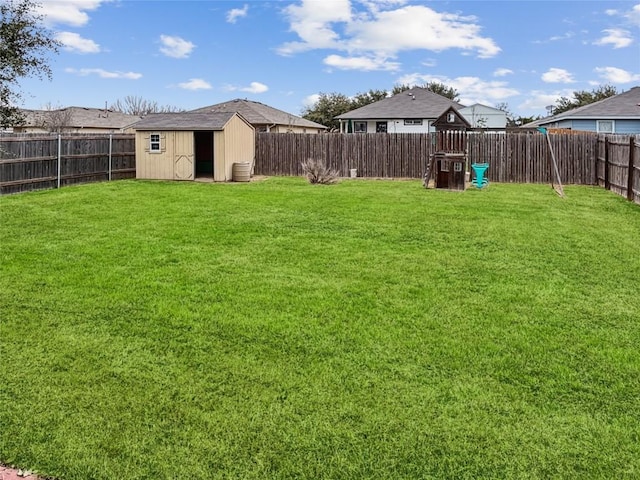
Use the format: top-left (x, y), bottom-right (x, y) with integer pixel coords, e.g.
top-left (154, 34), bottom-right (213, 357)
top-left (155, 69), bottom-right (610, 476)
top-left (1, 177), bottom-right (639, 479)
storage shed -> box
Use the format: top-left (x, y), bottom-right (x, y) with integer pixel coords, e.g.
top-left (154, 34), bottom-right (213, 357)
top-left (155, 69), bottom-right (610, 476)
top-left (135, 112), bottom-right (255, 182)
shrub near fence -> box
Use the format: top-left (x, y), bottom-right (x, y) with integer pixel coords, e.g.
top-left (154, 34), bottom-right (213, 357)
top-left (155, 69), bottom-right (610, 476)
top-left (255, 131), bottom-right (601, 185)
top-left (0, 133), bottom-right (135, 195)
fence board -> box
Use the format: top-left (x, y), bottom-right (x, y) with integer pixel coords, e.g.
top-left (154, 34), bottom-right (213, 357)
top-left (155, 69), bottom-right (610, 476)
top-left (0, 133), bottom-right (135, 195)
top-left (257, 132), bottom-right (600, 185)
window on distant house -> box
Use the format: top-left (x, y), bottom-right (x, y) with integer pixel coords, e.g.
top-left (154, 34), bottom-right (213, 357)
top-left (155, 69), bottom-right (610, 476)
top-left (150, 133), bottom-right (161, 152)
top-left (404, 119), bottom-right (423, 125)
top-left (597, 120), bottom-right (614, 133)
top-left (354, 121), bottom-right (367, 133)
top-left (376, 121), bottom-right (388, 133)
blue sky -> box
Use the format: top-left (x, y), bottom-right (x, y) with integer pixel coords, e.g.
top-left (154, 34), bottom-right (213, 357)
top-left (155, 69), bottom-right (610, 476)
top-left (18, 0), bottom-right (640, 118)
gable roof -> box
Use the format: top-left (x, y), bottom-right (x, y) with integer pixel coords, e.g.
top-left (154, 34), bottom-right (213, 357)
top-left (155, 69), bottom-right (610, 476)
top-left (134, 112), bottom-right (247, 131)
top-left (432, 106), bottom-right (472, 129)
top-left (336, 87), bottom-right (464, 120)
top-left (526, 86), bottom-right (640, 127)
top-left (20, 106), bottom-right (142, 130)
top-left (189, 99), bottom-right (327, 129)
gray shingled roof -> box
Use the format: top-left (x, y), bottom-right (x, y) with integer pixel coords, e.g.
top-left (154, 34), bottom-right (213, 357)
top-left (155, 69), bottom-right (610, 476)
top-left (336, 87), bottom-right (464, 120)
top-left (189, 99), bottom-right (327, 129)
top-left (134, 112), bottom-right (242, 130)
top-left (525, 86), bottom-right (640, 127)
top-left (20, 107), bottom-right (142, 129)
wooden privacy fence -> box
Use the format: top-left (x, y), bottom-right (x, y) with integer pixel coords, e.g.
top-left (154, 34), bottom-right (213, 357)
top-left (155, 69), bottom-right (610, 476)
top-left (0, 133), bottom-right (135, 195)
top-left (597, 135), bottom-right (640, 204)
top-left (255, 131), bottom-right (600, 185)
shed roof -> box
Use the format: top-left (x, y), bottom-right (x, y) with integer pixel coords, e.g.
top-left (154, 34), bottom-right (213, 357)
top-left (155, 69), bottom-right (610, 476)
top-left (189, 99), bottom-right (327, 129)
top-left (336, 87), bottom-right (464, 120)
top-left (134, 112), bottom-right (244, 131)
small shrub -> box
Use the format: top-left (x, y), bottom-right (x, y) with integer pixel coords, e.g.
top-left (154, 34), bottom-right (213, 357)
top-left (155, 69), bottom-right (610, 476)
top-left (301, 158), bottom-right (340, 184)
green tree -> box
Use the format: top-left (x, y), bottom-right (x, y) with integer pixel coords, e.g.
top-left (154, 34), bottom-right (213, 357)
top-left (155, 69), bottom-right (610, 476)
top-left (301, 92), bottom-right (354, 131)
top-left (0, 0), bottom-right (60, 127)
top-left (423, 81), bottom-right (459, 101)
top-left (351, 89), bottom-right (388, 109)
top-left (552, 85), bottom-right (618, 115)
top-left (392, 82), bottom-right (459, 100)
top-left (391, 84), bottom-right (412, 95)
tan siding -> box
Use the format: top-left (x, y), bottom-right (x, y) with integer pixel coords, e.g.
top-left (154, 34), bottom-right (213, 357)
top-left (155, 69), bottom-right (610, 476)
top-left (136, 131), bottom-right (176, 180)
top-left (272, 125), bottom-right (323, 134)
top-left (223, 115), bottom-right (255, 180)
top-left (173, 131), bottom-right (194, 180)
top-left (213, 131), bottom-right (226, 181)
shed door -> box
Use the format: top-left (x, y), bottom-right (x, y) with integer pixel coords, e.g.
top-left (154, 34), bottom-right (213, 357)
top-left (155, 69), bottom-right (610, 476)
top-left (173, 131), bottom-right (194, 180)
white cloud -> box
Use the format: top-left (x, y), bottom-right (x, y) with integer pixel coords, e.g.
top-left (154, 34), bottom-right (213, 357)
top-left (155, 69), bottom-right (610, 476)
top-left (55, 32), bottom-right (100, 53)
top-left (323, 54), bottom-right (400, 71)
top-left (594, 66), bottom-right (640, 83)
top-left (278, 1), bottom-right (500, 66)
top-left (227, 4), bottom-right (249, 23)
top-left (628, 4), bottom-right (640, 25)
top-left (225, 82), bottom-right (269, 94)
top-left (303, 93), bottom-right (320, 107)
top-left (396, 73), bottom-right (518, 105)
top-left (517, 89), bottom-right (573, 114)
top-left (38, 0), bottom-right (105, 27)
top-left (493, 68), bottom-right (513, 77)
top-left (65, 68), bottom-right (142, 80)
top-left (594, 29), bottom-right (633, 48)
top-left (278, 0), bottom-right (352, 55)
top-left (159, 35), bottom-right (195, 58)
top-left (346, 6), bottom-right (500, 58)
top-left (241, 82), bottom-right (269, 94)
top-left (541, 68), bottom-right (575, 83)
top-left (177, 79), bottom-right (212, 90)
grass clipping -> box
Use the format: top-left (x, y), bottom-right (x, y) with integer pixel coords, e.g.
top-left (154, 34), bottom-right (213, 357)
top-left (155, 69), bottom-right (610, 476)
top-left (301, 158), bottom-right (340, 185)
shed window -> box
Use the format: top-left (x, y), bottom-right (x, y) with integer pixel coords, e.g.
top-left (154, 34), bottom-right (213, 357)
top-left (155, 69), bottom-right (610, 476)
top-left (404, 119), bottom-right (423, 125)
top-left (150, 133), bottom-right (161, 152)
top-left (376, 121), bottom-right (388, 133)
top-left (354, 121), bottom-right (367, 133)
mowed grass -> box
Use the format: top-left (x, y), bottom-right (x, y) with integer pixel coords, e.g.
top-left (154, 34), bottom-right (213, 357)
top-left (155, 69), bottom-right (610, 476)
top-left (1, 177), bottom-right (639, 479)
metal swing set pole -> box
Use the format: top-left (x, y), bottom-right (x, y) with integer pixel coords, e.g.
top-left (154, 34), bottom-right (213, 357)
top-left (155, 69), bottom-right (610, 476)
top-left (537, 127), bottom-right (565, 197)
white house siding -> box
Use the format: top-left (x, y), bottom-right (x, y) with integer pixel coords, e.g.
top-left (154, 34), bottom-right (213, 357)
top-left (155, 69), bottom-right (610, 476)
top-left (352, 119), bottom-right (434, 133)
top-left (459, 105), bottom-right (507, 129)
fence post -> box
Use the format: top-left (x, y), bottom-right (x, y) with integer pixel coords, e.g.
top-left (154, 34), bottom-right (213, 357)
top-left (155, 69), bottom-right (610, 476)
top-left (108, 133), bottom-right (113, 181)
top-left (57, 134), bottom-right (61, 189)
top-left (627, 136), bottom-right (635, 201)
top-left (604, 136), bottom-right (610, 191)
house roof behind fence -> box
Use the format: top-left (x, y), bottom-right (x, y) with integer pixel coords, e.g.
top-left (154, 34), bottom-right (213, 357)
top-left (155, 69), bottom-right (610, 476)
top-left (336, 87), bottom-right (464, 120)
top-left (20, 107), bottom-right (142, 130)
top-left (189, 98), bottom-right (327, 129)
top-left (524, 86), bottom-right (640, 127)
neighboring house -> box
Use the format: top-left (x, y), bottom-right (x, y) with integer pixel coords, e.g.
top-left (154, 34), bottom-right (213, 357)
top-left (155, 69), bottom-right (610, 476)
top-left (12, 107), bottom-right (142, 133)
top-left (336, 87), bottom-right (464, 133)
top-left (335, 87), bottom-right (505, 133)
top-left (134, 112), bottom-right (255, 182)
top-left (189, 99), bottom-right (327, 133)
top-left (458, 104), bottom-right (507, 130)
top-left (524, 86), bottom-right (640, 134)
